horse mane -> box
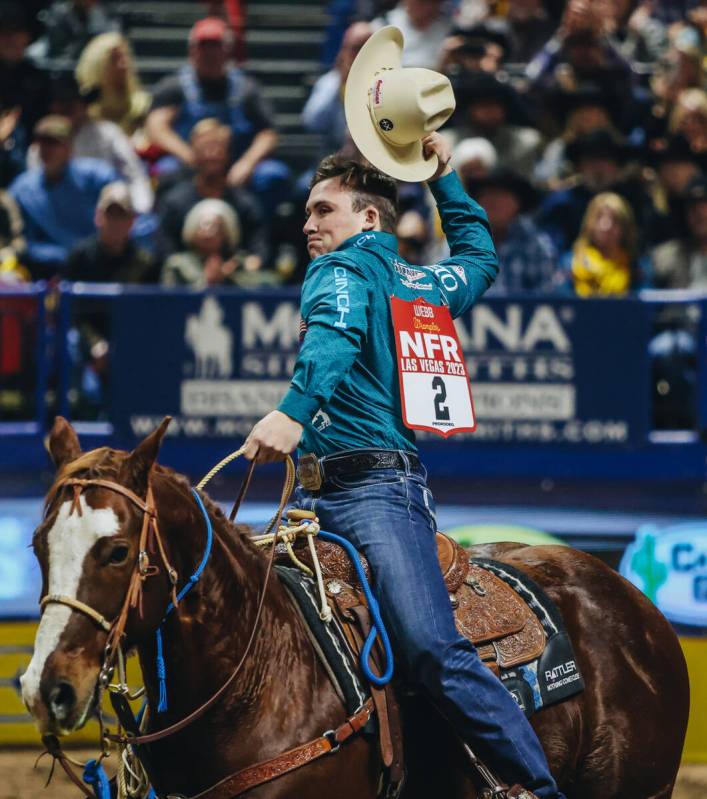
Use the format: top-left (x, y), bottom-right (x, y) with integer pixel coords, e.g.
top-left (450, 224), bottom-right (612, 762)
top-left (152, 462), bottom-right (259, 551)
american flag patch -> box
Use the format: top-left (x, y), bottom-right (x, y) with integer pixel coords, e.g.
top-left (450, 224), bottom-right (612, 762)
top-left (299, 318), bottom-right (308, 343)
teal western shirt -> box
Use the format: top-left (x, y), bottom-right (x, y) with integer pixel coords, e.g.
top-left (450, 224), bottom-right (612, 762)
top-left (277, 170), bottom-right (498, 457)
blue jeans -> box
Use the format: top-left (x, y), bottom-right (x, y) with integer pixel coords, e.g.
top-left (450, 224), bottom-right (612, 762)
top-left (292, 452), bottom-right (564, 799)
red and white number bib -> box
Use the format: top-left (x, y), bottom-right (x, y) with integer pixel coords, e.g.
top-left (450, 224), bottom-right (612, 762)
top-left (391, 296), bottom-right (475, 437)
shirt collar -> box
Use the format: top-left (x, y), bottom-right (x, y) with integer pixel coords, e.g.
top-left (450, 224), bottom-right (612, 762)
top-left (336, 230), bottom-right (398, 254)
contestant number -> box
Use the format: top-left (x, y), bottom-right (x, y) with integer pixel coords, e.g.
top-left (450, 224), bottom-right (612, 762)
top-left (432, 376), bottom-right (450, 421)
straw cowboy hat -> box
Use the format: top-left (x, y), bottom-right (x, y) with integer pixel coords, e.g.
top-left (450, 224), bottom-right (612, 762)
top-left (344, 25), bottom-right (456, 182)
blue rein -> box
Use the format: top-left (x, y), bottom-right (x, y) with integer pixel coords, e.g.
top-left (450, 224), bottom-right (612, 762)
top-left (155, 488), bottom-right (213, 713)
top-left (318, 529), bottom-right (394, 686)
top-left (153, 492), bottom-right (393, 713)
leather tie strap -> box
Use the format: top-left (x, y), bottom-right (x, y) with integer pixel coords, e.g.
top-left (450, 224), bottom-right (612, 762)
top-left (191, 699), bottom-right (374, 799)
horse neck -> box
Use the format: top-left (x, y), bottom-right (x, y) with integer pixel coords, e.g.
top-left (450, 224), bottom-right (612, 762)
top-left (135, 477), bottom-right (317, 733)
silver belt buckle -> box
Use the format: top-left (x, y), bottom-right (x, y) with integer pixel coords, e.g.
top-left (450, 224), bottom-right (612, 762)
top-left (297, 453), bottom-right (323, 491)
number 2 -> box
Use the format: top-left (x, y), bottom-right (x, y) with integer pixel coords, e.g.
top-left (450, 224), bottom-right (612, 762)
top-left (432, 376), bottom-right (450, 420)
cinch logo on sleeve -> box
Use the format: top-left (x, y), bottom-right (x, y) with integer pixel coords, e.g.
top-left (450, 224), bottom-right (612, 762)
top-left (334, 266), bottom-right (350, 329)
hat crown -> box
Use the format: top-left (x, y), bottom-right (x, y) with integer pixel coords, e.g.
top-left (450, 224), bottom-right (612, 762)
top-left (368, 68), bottom-right (455, 146)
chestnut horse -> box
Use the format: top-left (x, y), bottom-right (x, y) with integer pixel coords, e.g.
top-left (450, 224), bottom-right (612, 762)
top-left (22, 418), bottom-right (689, 799)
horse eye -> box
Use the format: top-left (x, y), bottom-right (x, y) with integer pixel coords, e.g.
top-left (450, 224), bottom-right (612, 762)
top-left (108, 545), bottom-right (130, 565)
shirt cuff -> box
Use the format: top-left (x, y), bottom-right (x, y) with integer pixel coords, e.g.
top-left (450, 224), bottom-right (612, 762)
top-left (428, 169), bottom-right (466, 202)
top-left (277, 386), bottom-right (321, 426)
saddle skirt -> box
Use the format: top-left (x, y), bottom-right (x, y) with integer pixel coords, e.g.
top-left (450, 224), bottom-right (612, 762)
top-left (288, 531), bottom-right (546, 673)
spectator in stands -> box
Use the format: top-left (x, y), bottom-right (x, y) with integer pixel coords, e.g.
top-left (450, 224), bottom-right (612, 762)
top-left (0, 104), bottom-right (26, 189)
top-left (75, 32), bottom-right (151, 137)
top-left (372, 0), bottom-right (454, 68)
top-left (32, 0), bottom-right (119, 64)
top-left (569, 191), bottom-right (642, 295)
top-left (162, 198), bottom-right (280, 288)
top-left (67, 182), bottom-right (156, 283)
top-left (437, 23), bottom-right (509, 77)
top-left (470, 168), bottom-right (561, 293)
top-left (450, 137), bottom-right (498, 186)
top-left (646, 133), bottom-right (705, 242)
top-left (146, 17), bottom-right (287, 212)
top-left (535, 85), bottom-right (622, 188)
top-left (33, 74), bottom-right (153, 214)
top-left (527, 0), bottom-right (635, 105)
top-left (0, 4), bottom-right (51, 162)
top-left (0, 191), bottom-right (27, 283)
top-left (445, 72), bottom-right (542, 179)
top-left (538, 128), bottom-right (653, 254)
top-left (302, 21), bottom-right (373, 160)
top-left (158, 119), bottom-right (269, 270)
top-left (9, 115), bottom-right (116, 277)
top-left (601, 0), bottom-right (668, 63)
top-left (651, 174), bottom-right (707, 288)
top-left (650, 22), bottom-right (705, 116)
top-left (396, 210), bottom-right (431, 263)
top-left (669, 87), bottom-right (707, 156)
top-left (499, 0), bottom-right (555, 63)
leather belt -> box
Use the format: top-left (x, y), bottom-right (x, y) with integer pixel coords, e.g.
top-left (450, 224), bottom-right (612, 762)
top-left (297, 449), bottom-right (421, 492)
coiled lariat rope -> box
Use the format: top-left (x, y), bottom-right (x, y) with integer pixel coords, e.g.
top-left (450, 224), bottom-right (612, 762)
top-left (195, 445), bottom-right (248, 491)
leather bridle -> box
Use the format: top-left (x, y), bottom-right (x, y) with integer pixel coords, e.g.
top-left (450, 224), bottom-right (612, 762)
top-left (39, 463), bottom-right (375, 799)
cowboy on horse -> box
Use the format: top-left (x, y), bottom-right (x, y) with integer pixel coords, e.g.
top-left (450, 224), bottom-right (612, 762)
top-left (243, 26), bottom-right (564, 799)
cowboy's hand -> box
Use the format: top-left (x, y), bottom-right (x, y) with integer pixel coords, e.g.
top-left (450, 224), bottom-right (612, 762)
top-left (423, 133), bottom-right (452, 182)
top-left (243, 411), bottom-right (303, 464)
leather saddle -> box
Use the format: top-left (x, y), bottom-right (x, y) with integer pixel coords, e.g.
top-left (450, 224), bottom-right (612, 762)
top-left (284, 521), bottom-right (546, 675)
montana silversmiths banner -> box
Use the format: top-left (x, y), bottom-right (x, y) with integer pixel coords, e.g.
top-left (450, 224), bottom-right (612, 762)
top-left (107, 289), bottom-right (652, 447)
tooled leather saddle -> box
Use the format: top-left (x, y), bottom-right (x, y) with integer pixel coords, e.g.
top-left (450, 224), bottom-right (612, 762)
top-left (285, 516), bottom-right (546, 676)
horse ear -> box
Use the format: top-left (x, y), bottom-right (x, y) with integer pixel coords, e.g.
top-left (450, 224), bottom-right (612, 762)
top-left (121, 416), bottom-right (172, 489)
top-left (45, 416), bottom-right (82, 469)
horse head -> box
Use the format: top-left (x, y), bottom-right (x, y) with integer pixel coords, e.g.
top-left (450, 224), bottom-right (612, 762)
top-left (21, 416), bottom-right (173, 736)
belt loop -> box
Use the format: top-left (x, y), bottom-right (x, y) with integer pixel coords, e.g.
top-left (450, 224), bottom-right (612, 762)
top-left (400, 450), bottom-right (411, 476)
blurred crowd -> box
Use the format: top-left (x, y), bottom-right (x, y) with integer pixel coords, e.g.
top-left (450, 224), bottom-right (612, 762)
top-left (2, 0), bottom-right (707, 297)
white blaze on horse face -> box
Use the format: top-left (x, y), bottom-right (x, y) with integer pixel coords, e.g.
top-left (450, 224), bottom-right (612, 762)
top-left (21, 496), bottom-right (120, 711)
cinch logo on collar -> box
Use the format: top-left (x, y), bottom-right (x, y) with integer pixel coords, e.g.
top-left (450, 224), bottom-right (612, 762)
top-left (334, 266), bottom-right (350, 329)
top-left (354, 233), bottom-right (376, 247)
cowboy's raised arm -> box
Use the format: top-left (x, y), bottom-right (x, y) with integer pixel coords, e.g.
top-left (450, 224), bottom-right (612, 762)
top-left (423, 134), bottom-right (499, 318)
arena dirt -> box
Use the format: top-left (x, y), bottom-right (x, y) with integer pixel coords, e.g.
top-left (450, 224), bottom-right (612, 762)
top-left (0, 750), bottom-right (704, 798)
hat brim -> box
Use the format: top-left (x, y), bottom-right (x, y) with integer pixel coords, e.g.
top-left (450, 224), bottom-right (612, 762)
top-left (344, 26), bottom-right (437, 183)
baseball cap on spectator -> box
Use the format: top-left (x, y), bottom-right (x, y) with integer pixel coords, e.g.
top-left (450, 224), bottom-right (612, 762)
top-left (566, 129), bottom-right (631, 166)
top-left (49, 72), bottom-right (101, 106)
top-left (453, 71), bottom-right (531, 126)
top-left (189, 17), bottom-right (229, 44)
top-left (468, 168), bottom-right (539, 213)
top-left (647, 135), bottom-right (703, 168)
top-left (97, 182), bottom-right (134, 215)
top-left (34, 115), bottom-right (72, 142)
top-left (552, 84), bottom-right (622, 131)
top-left (450, 137), bottom-right (498, 173)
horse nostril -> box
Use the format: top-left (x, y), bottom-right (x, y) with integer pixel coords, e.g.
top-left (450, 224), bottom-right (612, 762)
top-left (49, 681), bottom-right (76, 721)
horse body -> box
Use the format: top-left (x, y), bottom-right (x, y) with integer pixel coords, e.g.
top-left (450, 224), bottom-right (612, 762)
top-left (23, 419), bottom-right (689, 799)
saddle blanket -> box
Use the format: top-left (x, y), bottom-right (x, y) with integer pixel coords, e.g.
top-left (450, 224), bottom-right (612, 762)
top-left (276, 565), bottom-right (369, 715)
top-left (277, 557), bottom-right (584, 721)
top-left (472, 558), bottom-right (585, 717)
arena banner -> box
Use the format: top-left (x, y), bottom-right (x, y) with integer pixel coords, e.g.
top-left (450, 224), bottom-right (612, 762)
top-left (104, 289), bottom-right (653, 449)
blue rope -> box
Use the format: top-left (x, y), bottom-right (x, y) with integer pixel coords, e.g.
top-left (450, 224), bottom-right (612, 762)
top-left (155, 488), bottom-right (213, 713)
top-left (83, 759), bottom-right (111, 799)
top-left (318, 529), bottom-right (394, 686)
